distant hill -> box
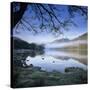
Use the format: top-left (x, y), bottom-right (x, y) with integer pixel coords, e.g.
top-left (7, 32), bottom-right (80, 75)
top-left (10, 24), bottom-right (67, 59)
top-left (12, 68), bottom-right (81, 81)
top-left (53, 32), bottom-right (87, 54)
top-left (72, 33), bottom-right (87, 41)
top-left (51, 33), bottom-right (87, 44)
top-left (12, 37), bottom-right (45, 55)
top-left (51, 38), bottom-right (70, 43)
top-left (12, 37), bottom-right (32, 49)
top-left (46, 33), bottom-right (88, 65)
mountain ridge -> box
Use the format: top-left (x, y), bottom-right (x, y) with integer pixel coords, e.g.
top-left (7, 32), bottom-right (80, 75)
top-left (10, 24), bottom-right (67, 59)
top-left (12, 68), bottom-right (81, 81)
top-left (51, 33), bottom-right (87, 44)
top-left (12, 37), bottom-right (32, 49)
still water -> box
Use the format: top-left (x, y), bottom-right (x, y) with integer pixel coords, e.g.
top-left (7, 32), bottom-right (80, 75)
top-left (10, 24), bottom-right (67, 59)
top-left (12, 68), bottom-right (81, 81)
top-left (25, 48), bottom-right (87, 73)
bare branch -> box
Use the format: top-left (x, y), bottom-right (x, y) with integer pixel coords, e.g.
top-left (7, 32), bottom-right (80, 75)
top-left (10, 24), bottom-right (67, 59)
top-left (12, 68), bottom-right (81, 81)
top-left (22, 18), bottom-right (38, 33)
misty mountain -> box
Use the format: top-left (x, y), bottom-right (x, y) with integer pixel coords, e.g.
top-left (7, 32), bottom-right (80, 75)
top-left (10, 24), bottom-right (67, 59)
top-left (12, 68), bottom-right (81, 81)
top-left (12, 37), bottom-right (33, 49)
top-left (51, 33), bottom-right (87, 44)
top-left (12, 37), bottom-right (44, 50)
top-left (51, 38), bottom-right (70, 43)
top-left (72, 33), bottom-right (87, 41)
top-left (52, 32), bottom-right (87, 51)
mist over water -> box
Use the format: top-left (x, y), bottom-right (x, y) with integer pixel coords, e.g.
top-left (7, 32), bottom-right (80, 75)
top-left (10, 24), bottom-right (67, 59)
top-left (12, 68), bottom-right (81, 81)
top-left (25, 46), bottom-right (87, 73)
top-left (45, 40), bottom-right (87, 48)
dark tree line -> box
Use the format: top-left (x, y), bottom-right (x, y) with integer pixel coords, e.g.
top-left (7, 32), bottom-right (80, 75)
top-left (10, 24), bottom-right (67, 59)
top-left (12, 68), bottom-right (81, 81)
top-left (11, 2), bottom-right (87, 35)
top-left (13, 37), bottom-right (44, 50)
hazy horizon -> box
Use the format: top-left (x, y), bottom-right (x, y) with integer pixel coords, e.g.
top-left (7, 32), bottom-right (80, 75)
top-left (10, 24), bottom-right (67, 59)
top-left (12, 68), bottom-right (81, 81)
top-left (13, 31), bottom-right (87, 44)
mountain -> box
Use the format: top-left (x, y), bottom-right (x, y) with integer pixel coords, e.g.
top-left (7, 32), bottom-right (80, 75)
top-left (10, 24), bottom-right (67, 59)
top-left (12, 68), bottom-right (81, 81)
top-left (53, 33), bottom-right (87, 54)
top-left (50, 33), bottom-right (87, 65)
top-left (50, 32), bottom-right (87, 53)
top-left (12, 37), bottom-right (45, 55)
top-left (51, 38), bottom-right (70, 43)
top-left (51, 33), bottom-right (87, 44)
top-left (12, 37), bottom-right (32, 49)
top-left (72, 33), bottom-right (87, 41)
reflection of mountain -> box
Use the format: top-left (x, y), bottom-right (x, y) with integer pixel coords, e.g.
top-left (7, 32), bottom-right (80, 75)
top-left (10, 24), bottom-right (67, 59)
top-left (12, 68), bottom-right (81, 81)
top-left (49, 33), bottom-right (88, 65)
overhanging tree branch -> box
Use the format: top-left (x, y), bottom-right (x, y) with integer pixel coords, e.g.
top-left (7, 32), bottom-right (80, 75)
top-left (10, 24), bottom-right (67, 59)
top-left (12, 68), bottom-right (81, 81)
top-left (11, 2), bottom-right (27, 30)
top-left (11, 2), bottom-right (87, 35)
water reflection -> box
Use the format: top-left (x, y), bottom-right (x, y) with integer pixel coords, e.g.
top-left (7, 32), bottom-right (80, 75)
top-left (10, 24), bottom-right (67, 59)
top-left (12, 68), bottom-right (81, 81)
top-left (25, 48), bottom-right (87, 73)
top-left (45, 49), bottom-right (87, 62)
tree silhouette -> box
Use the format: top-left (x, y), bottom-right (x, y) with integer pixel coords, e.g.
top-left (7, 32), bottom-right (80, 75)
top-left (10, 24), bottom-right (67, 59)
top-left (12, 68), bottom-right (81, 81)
top-left (11, 2), bottom-right (87, 35)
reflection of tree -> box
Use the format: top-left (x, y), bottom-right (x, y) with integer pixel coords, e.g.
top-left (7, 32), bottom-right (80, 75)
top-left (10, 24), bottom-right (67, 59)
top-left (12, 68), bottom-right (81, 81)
top-left (11, 2), bottom-right (87, 35)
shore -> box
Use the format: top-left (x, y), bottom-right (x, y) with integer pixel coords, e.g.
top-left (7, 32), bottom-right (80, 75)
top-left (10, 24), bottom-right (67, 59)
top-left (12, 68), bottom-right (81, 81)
top-left (12, 64), bottom-right (87, 88)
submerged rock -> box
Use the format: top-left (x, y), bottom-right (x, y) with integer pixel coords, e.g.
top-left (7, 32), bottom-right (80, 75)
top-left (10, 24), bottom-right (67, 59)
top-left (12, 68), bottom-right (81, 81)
top-left (52, 61), bottom-right (55, 63)
top-left (42, 58), bottom-right (44, 60)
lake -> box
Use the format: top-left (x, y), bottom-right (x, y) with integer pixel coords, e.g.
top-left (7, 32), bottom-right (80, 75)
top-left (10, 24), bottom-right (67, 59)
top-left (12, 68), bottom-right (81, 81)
top-left (25, 48), bottom-right (87, 73)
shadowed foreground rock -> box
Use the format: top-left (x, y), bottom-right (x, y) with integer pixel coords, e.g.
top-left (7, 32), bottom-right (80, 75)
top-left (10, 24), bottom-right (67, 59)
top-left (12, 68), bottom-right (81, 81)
top-left (12, 65), bottom-right (87, 88)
